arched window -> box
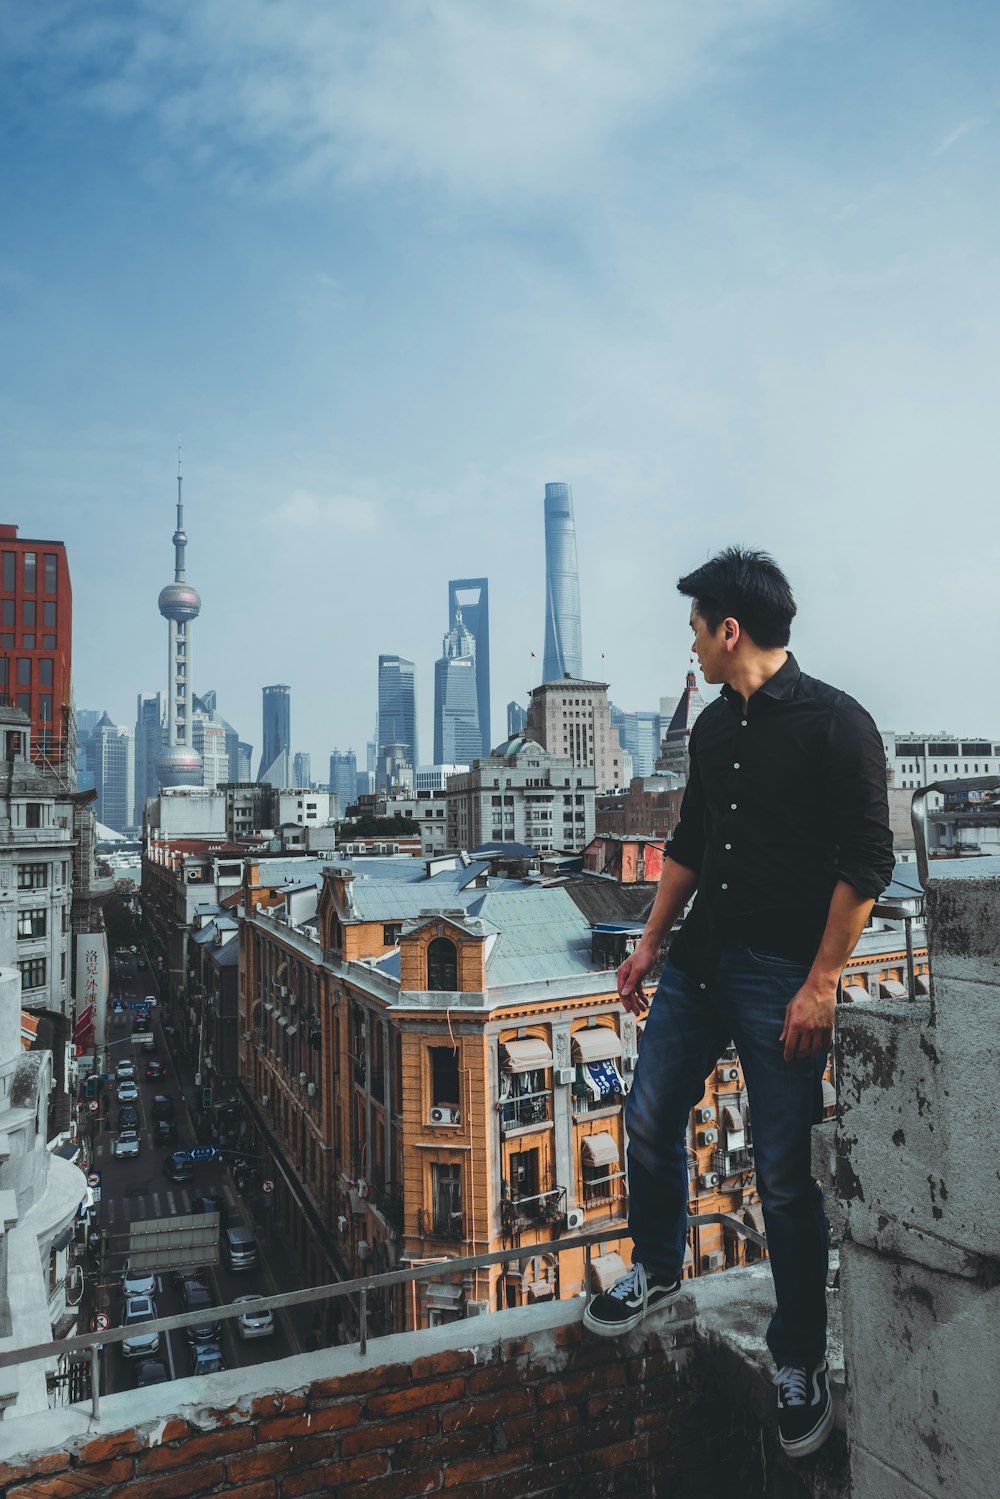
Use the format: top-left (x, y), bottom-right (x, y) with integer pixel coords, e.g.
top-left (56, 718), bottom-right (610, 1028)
top-left (427, 937), bottom-right (458, 992)
top-left (329, 913), bottom-right (343, 950)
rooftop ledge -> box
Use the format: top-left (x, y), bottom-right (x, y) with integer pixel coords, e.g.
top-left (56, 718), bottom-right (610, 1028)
top-left (0, 1267), bottom-right (848, 1498)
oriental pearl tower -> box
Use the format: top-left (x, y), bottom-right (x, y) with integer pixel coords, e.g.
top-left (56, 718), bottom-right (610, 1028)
top-left (155, 449), bottom-right (203, 788)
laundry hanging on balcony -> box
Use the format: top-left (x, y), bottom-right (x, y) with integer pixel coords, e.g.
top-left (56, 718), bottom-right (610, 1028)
top-left (581, 1058), bottom-right (626, 1101)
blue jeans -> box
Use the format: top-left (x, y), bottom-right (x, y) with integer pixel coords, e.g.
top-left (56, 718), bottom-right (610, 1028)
top-left (623, 946), bottom-right (828, 1367)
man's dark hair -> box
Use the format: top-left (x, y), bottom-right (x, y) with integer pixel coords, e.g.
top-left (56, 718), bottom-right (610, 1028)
top-left (677, 547), bottom-right (796, 649)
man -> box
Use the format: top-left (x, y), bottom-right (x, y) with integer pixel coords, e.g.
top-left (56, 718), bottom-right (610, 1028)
top-left (583, 547), bottom-right (893, 1459)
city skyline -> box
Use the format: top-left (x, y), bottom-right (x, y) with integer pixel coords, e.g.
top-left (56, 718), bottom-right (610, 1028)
top-left (5, 5), bottom-right (1000, 759)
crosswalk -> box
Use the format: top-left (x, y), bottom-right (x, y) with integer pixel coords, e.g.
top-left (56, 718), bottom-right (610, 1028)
top-left (104, 1181), bottom-right (241, 1225)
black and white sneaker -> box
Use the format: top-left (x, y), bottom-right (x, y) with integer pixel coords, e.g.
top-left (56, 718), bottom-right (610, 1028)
top-left (582, 1262), bottom-right (682, 1338)
top-left (773, 1361), bottom-right (834, 1458)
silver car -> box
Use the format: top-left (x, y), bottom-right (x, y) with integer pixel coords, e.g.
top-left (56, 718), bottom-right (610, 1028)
top-left (117, 1080), bottom-right (138, 1103)
top-left (121, 1295), bottom-right (160, 1359)
top-left (234, 1295), bottom-right (275, 1340)
top-left (113, 1129), bottom-right (141, 1159)
top-left (121, 1264), bottom-right (156, 1299)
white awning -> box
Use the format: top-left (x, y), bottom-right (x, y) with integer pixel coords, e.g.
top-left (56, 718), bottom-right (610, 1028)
top-left (571, 1028), bottom-right (623, 1064)
top-left (425, 1281), bottom-right (463, 1306)
top-left (722, 1104), bottom-right (744, 1133)
top-left (581, 1132), bottom-right (620, 1168)
top-left (842, 982), bottom-right (867, 1001)
top-left (501, 1038), bottom-right (553, 1073)
top-left (915, 973), bottom-right (931, 995)
top-left (822, 1080), bottom-right (836, 1110)
top-left (879, 979), bottom-right (907, 999)
top-left (590, 1251), bottom-right (628, 1292)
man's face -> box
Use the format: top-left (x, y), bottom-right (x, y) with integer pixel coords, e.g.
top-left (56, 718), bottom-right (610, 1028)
top-left (689, 607), bottom-right (730, 684)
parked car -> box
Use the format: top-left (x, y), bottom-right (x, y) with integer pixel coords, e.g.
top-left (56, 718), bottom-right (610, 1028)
top-left (121, 1265), bottom-right (156, 1299)
top-left (153, 1118), bottom-right (177, 1146)
top-left (180, 1279), bottom-right (221, 1343)
top-left (190, 1342), bottom-right (225, 1376)
top-left (145, 1060), bottom-right (168, 1081)
top-left (164, 1151), bottom-right (193, 1183)
top-left (116, 1060), bottom-right (135, 1081)
top-left (113, 1129), bottom-right (141, 1159)
top-left (135, 1360), bottom-right (169, 1388)
top-left (121, 1295), bottom-right (160, 1359)
top-left (234, 1295), bottom-right (274, 1340)
top-left (151, 1095), bottom-right (175, 1121)
top-left (117, 1080), bottom-right (138, 1104)
top-left (118, 1104), bottom-right (139, 1131)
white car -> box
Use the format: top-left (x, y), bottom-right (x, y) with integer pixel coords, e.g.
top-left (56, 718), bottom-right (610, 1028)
top-left (121, 1295), bottom-right (160, 1359)
top-left (234, 1295), bottom-right (275, 1340)
top-left (113, 1130), bottom-right (141, 1159)
top-left (143, 995), bottom-right (157, 1008)
top-left (116, 1060), bottom-right (136, 1080)
top-left (121, 1265), bottom-right (156, 1298)
top-left (117, 1080), bottom-right (139, 1103)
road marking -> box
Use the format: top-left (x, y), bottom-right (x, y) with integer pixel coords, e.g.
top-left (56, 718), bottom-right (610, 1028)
top-left (164, 1191), bottom-right (175, 1215)
top-left (96, 1145), bottom-right (104, 1159)
top-left (180, 1190), bottom-right (191, 1213)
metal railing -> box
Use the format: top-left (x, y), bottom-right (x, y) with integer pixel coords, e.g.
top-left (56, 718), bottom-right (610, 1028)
top-left (0, 1214), bottom-right (766, 1424)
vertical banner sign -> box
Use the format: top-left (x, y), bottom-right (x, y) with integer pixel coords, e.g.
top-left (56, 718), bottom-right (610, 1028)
top-left (75, 934), bottom-right (109, 1058)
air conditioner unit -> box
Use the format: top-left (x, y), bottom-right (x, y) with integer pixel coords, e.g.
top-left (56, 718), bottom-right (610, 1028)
top-left (699, 1128), bottom-right (718, 1146)
top-left (357, 1239), bottom-right (369, 1260)
top-left (337, 1215), bottom-right (348, 1234)
top-left (430, 1105), bottom-right (459, 1125)
top-left (699, 1172), bottom-right (720, 1189)
top-left (356, 1178), bottom-right (369, 1198)
top-left (555, 1067), bottom-right (574, 1086)
top-left (261, 1095), bottom-right (269, 1107)
top-left (298, 1071), bottom-right (308, 1085)
top-left (703, 1251), bottom-right (724, 1271)
top-left (280, 985), bottom-right (288, 998)
top-left (565, 1207), bottom-right (585, 1231)
top-left (241, 1032), bottom-right (252, 1043)
top-left (622, 1054), bottom-right (637, 1073)
top-left (465, 1300), bottom-right (490, 1318)
top-left (719, 1065), bottom-right (740, 1082)
top-left (307, 1082), bottom-right (317, 1097)
top-left (696, 1106), bottom-right (716, 1124)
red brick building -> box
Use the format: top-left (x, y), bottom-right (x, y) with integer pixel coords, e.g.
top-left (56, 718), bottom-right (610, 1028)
top-left (0, 525), bottom-right (72, 774)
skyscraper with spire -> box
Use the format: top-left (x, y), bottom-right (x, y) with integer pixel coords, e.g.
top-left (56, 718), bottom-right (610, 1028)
top-left (542, 482), bottom-right (583, 683)
top-left (156, 451), bottom-right (203, 788)
top-left (433, 609), bottom-right (481, 764)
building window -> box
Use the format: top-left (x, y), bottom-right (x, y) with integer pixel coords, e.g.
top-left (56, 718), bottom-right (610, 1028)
top-left (383, 923), bottom-right (402, 945)
top-left (427, 937), bottom-right (457, 992)
top-left (25, 803), bottom-right (43, 828)
top-left (2, 552), bottom-right (14, 590)
top-left (430, 1046), bottom-right (460, 1110)
top-left (430, 1162), bottom-right (463, 1237)
top-left (18, 957), bottom-right (46, 991)
top-left (23, 600), bottom-right (36, 626)
top-left (18, 908), bottom-right (47, 939)
top-left (23, 553), bottom-right (36, 591)
top-left (17, 863), bottom-right (48, 889)
top-left (43, 600), bottom-right (56, 627)
top-left (39, 658), bottom-right (54, 687)
top-left (508, 1147), bottom-right (540, 1202)
top-left (1, 600), bottom-right (12, 625)
top-left (16, 658), bottom-right (30, 687)
top-left (43, 554), bottom-right (57, 592)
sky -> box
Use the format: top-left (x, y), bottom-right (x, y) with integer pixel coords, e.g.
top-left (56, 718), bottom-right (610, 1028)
top-left (3, 1), bottom-right (999, 771)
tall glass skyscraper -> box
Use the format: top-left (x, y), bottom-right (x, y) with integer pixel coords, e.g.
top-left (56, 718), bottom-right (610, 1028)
top-left (542, 482), bottom-right (583, 683)
top-left (329, 748), bottom-right (357, 814)
top-left (377, 656), bottom-right (417, 769)
top-left (434, 611), bottom-right (481, 764)
top-left (447, 578), bottom-right (490, 755)
top-left (258, 684), bottom-right (291, 786)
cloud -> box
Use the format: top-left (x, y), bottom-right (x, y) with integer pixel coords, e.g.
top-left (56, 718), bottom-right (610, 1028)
top-left (272, 487), bottom-right (381, 537)
top-left (930, 115), bottom-right (988, 159)
top-left (9, 0), bottom-right (818, 201)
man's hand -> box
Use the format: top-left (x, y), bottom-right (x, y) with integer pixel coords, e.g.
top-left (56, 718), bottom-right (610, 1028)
top-left (780, 982), bottom-right (836, 1062)
top-left (618, 944), bottom-right (656, 1015)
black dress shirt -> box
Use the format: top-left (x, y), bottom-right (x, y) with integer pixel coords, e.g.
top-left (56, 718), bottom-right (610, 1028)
top-left (665, 653), bottom-right (894, 983)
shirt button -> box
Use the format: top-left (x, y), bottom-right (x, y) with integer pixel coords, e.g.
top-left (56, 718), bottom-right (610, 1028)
top-left (730, 803), bottom-right (737, 811)
top-left (725, 843), bottom-right (732, 851)
top-left (733, 762), bottom-right (740, 769)
top-left (699, 983), bottom-right (707, 991)
top-left (721, 883), bottom-right (728, 890)
top-left (741, 720), bottom-right (748, 727)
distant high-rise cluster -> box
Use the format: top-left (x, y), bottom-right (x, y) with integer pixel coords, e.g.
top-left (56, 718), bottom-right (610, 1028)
top-left (156, 453), bottom-right (203, 789)
top-left (542, 482), bottom-right (583, 683)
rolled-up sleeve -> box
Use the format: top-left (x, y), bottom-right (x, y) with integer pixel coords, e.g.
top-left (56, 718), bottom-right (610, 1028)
top-left (825, 704), bottom-right (895, 899)
top-left (665, 728), bottom-right (707, 875)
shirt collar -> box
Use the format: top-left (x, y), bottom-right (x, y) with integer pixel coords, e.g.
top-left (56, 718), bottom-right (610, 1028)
top-left (721, 652), bottom-right (801, 709)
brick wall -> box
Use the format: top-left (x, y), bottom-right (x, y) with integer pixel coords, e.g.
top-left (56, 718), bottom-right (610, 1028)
top-left (0, 1316), bottom-right (697, 1499)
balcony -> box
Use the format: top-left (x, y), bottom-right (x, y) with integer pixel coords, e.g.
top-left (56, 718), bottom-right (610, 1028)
top-left (499, 1089), bottom-right (551, 1133)
top-left (713, 1146), bottom-right (755, 1179)
top-left (500, 1181), bottom-right (566, 1232)
top-left (417, 1205), bottom-right (464, 1241)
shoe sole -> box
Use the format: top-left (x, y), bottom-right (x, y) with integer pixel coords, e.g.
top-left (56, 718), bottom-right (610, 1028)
top-left (582, 1287), bottom-right (682, 1338)
top-left (779, 1393), bottom-right (834, 1458)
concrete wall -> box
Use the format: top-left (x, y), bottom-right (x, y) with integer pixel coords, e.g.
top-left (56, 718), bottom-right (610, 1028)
top-left (835, 871), bottom-right (1000, 1499)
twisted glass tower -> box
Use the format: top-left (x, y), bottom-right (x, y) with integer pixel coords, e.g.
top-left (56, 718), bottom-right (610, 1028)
top-left (542, 482), bottom-right (583, 682)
